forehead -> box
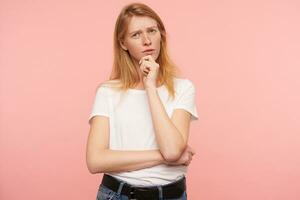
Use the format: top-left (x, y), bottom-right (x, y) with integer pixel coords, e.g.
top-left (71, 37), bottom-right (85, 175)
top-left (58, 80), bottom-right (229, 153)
top-left (127, 16), bottom-right (158, 31)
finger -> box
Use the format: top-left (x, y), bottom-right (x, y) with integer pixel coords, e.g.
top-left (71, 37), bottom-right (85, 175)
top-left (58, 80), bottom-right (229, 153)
top-left (143, 65), bottom-right (150, 71)
top-left (141, 66), bottom-right (148, 74)
top-left (142, 60), bottom-right (153, 68)
top-left (140, 63), bottom-right (148, 72)
top-left (145, 66), bottom-right (150, 70)
top-left (187, 148), bottom-right (194, 155)
top-left (142, 68), bottom-right (147, 74)
top-left (145, 55), bottom-right (155, 62)
top-left (139, 55), bottom-right (152, 65)
top-left (140, 68), bottom-right (147, 76)
top-left (140, 63), bottom-right (152, 74)
top-left (190, 148), bottom-right (196, 155)
top-left (142, 65), bottom-right (150, 73)
top-left (186, 161), bottom-right (191, 165)
top-left (139, 57), bottom-right (146, 65)
top-left (140, 56), bottom-right (156, 66)
top-left (144, 61), bottom-right (157, 72)
top-left (142, 55), bottom-right (152, 61)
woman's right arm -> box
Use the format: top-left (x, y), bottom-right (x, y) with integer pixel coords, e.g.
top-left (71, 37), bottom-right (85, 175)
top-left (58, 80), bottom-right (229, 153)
top-left (86, 116), bottom-right (165, 174)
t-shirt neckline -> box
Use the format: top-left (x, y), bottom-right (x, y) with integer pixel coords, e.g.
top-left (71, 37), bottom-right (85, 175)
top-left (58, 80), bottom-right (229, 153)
top-left (127, 84), bottom-right (165, 94)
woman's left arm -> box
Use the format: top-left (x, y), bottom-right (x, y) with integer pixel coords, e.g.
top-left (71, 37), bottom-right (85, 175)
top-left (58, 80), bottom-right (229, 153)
top-left (146, 87), bottom-right (191, 162)
top-left (140, 55), bottom-right (192, 162)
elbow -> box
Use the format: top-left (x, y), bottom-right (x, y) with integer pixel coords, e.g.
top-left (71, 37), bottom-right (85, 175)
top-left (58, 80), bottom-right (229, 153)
top-left (87, 166), bottom-right (97, 174)
top-left (86, 161), bottom-right (98, 174)
top-left (161, 144), bottom-right (187, 162)
top-left (87, 167), bottom-right (96, 174)
top-left (86, 149), bottom-right (111, 174)
top-left (86, 158), bottom-right (105, 174)
top-left (162, 149), bottom-right (182, 162)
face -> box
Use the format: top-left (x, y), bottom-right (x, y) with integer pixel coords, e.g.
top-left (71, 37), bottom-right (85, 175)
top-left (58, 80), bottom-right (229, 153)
top-left (120, 16), bottom-right (161, 65)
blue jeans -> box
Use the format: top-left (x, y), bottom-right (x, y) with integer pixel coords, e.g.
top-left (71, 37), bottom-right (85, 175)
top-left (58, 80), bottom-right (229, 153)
top-left (96, 180), bottom-right (187, 200)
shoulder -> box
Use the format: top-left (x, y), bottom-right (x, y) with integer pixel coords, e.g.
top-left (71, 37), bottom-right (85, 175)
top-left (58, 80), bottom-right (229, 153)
top-left (173, 77), bottom-right (196, 90)
top-left (95, 79), bottom-right (122, 93)
top-left (97, 79), bottom-right (121, 88)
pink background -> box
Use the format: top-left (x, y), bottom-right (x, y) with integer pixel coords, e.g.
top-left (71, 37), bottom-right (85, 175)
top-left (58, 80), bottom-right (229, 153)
top-left (1, 0), bottom-right (300, 199)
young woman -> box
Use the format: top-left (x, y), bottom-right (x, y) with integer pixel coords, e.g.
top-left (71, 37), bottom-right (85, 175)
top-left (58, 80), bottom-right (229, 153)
top-left (86, 3), bottom-right (199, 200)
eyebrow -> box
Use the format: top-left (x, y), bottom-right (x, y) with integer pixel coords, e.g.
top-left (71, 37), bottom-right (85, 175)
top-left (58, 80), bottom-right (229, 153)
top-left (128, 26), bottom-right (158, 35)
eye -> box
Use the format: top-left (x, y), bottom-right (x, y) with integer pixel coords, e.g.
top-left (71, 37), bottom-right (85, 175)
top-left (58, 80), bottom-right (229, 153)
top-left (132, 33), bottom-right (140, 38)
top-left (149, 29), bottom-right (157, 33)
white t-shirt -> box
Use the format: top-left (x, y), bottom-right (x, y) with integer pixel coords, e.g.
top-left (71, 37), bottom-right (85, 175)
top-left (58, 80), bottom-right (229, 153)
top-left (88, 77), bottom-right (199, 186)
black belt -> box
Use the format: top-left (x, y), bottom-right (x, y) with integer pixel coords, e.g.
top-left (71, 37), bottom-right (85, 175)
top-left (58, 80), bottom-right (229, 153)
top-left (100, 174), bottom-right (186, 200)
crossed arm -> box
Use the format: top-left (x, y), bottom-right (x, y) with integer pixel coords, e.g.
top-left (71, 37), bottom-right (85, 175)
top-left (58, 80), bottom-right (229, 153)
top-left (145, 87), bottom-right (191, 161)
top-left (86, 88), bottom-right (193, 174)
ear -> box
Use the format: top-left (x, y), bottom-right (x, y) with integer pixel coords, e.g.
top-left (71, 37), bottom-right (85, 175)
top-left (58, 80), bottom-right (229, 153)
top-left (119, 40), bottom-right (128, 51)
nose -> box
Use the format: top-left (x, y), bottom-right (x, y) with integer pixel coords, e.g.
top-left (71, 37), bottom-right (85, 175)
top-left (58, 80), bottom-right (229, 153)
top-left (142, 33), bottom-right (151, 45)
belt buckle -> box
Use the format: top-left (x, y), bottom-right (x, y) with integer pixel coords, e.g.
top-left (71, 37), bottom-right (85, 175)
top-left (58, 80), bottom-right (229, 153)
top-left (129, 186), bottom-right (137, 200)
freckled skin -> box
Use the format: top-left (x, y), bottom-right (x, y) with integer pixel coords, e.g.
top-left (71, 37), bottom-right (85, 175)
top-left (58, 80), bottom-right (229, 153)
top-left (120, 16), bottom-right (161, 68)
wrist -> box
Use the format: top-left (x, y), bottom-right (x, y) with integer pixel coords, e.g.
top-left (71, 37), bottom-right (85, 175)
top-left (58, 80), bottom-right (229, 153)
top-left (146, 87), bottom-right (158, 96)
top-left (145, 85), bottom-right (157, 91)
top-left (156, 150), bottom-right (167, 164)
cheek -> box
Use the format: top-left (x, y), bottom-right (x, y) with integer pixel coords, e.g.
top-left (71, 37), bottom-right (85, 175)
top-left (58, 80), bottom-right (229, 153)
top-left (127, 42), bottom-right (141, 54)
top-left (126, 42), bottom-right (143, 61)
top-left (154, 36), bottom-right (161, 48)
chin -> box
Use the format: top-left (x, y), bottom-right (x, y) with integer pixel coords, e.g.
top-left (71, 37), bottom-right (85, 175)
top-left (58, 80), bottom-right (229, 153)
top-left (142, 53), bottom-right (157, 60)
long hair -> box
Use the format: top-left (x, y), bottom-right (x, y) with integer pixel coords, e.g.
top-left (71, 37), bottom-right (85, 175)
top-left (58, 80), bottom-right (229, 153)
top-left (101, 2), bottom-right (181, 100)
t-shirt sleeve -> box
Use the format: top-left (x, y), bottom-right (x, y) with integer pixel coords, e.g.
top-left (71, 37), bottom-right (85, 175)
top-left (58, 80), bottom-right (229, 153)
top-left (173, 80), bottom-right (199, 121)
top-left (88, 86), bottom-right (110, 124)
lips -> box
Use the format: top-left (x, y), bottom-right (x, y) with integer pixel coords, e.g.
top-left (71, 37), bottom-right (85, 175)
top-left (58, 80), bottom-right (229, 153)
top-left (142, 49), bottom-right (155, 53)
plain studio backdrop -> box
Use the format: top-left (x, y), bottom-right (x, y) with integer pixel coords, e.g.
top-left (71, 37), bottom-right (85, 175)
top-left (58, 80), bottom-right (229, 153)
top-left (1, 0), bottom-right (300, 199)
